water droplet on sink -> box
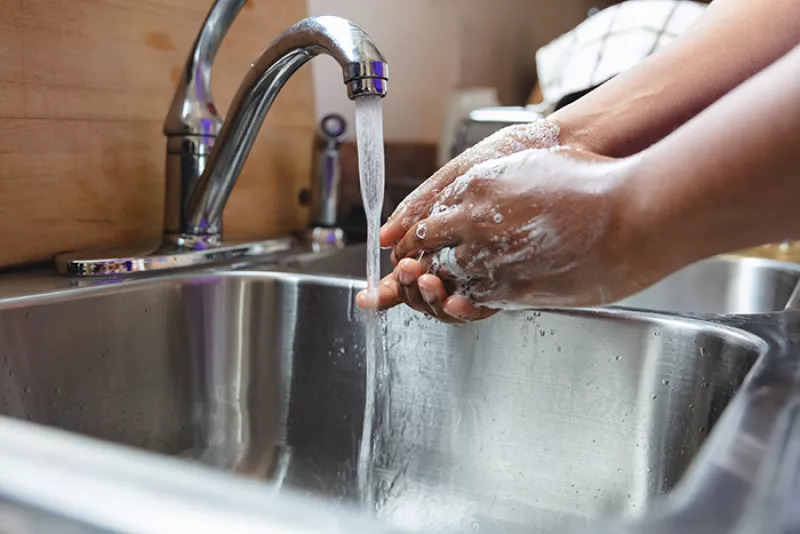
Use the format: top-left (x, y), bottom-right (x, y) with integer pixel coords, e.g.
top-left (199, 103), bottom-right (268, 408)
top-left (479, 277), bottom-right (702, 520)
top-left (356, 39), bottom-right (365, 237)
top-left (662, 379), bottom-right (669, 386)
top-left (539, 330), bottom-right (546, 336)
top-left (550, 329), bottom-right (555, 335)
top-left (615, 356), bottom-right (623, 361)
top-left (651, 394), bottom-right (658, 400)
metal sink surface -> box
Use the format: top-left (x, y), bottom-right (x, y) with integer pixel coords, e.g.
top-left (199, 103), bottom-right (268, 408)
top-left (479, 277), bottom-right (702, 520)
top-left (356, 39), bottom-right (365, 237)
top-left (0, 268), bottom-right (775, 534)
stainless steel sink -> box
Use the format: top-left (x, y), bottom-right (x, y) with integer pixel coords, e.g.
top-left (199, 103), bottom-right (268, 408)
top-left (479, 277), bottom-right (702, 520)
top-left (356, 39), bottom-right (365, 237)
top-left (0, 271), bottom-right (766, 533)
top-left (287, 245), bottom-right (800, 314)
top-left (619, 255), bottom-right (800, 315)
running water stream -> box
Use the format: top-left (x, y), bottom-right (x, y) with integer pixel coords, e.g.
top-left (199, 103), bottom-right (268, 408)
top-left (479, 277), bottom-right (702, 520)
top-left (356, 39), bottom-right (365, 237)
top-left (355, 96), bottom-right (388, 510)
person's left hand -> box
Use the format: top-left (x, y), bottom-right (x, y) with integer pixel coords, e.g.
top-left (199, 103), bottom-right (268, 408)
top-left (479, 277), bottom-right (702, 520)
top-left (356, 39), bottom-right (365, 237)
top-left (357, 147), bottom-right (651, 321)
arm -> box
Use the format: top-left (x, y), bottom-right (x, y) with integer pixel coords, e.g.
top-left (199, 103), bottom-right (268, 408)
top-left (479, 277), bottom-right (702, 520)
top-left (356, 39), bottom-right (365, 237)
top-left (380, 0), bottom-right (800, 247)
top-left (552, 0), bottom-right (800, 157)
top-left (359, 43), bottom-right (800, 320)
top-left (623, 41), bottom-right (800, 278)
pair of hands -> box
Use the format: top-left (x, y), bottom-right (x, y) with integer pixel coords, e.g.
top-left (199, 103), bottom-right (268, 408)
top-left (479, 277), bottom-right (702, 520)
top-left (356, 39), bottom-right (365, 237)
top-left (356, 120), bottom-right (652, 322)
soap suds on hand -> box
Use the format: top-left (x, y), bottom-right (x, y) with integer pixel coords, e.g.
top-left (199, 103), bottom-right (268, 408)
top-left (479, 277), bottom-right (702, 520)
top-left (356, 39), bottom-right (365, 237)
top-left (390, 119), bottom-right (563, 231)
top-left (413, 147), bottom-right (633, 310)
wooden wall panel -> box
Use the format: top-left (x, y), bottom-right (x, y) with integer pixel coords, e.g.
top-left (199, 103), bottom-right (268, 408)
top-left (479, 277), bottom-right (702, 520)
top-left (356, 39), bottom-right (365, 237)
top-left (0, 0), bottom-right (315, 267)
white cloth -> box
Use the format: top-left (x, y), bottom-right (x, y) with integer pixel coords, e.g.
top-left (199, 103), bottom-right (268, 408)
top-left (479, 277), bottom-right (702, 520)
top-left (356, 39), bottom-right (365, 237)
top-left (535, 0), bottom-right (707, 109)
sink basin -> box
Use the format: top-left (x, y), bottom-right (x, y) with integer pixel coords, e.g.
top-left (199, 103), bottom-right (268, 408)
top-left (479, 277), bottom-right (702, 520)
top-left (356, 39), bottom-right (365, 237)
top-left (289, 245), bottom-right (800, 314)
top-left (619, 255), bottom-right (800, 314)
top-left (0, 271), bottom-right (764, 533)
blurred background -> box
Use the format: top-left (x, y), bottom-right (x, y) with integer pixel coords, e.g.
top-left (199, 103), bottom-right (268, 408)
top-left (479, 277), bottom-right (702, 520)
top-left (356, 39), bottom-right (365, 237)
top-left (0, 0), bottom-right (731, 268)
top-left (310, 0), bottom-right (620, 144)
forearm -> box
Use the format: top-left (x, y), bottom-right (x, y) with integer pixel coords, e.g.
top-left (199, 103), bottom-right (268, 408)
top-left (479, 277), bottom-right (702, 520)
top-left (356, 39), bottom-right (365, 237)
top-left (552, 0), bottom-right (800, 157)
top-left (625, 43), bottom-right (800, 274)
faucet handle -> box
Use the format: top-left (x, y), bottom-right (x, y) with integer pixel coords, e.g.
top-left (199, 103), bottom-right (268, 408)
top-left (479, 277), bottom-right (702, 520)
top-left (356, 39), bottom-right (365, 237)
top-left (163, 0), bottom-right (248, 138)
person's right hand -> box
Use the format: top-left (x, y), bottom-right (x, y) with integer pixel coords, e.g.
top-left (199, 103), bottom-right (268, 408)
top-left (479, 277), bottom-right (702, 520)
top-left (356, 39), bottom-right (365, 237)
top-left (379, 119), bottom-right (574, 250)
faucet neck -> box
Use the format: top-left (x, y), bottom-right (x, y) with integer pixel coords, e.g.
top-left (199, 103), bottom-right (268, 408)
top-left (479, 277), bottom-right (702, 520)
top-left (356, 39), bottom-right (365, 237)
top-left (182, 16), bottom-right (388, 239)
top-left (161, 0), bottom-right (249, 243)
top-left (162, 11), bottom-right (388, 245)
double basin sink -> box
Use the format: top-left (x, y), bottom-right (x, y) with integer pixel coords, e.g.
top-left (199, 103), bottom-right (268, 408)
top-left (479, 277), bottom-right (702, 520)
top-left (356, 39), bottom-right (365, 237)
top-left (1, 246), bottom-right (799, 533)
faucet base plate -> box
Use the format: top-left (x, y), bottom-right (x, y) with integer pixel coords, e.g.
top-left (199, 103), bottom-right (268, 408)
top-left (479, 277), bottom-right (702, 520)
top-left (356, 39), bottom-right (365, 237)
top-left (54, 237), bottom-right (296, 277)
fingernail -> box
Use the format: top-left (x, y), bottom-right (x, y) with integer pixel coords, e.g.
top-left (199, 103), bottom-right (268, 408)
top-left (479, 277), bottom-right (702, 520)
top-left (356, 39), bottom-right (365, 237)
top-left (420, 285), bottom-right (436, 303)
top-left (396, 268), bottom-right (414, 285)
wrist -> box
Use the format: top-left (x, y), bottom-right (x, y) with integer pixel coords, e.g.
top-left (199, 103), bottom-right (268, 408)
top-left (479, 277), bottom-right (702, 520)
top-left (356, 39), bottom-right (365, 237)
top-left (611, 153), bottom-right (708, 284)
top-left (549, 106), bottom-right (623, 157)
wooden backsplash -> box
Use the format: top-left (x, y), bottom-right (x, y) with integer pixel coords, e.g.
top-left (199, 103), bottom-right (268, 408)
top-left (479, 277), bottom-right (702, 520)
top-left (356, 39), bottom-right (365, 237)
top-left (0, 0), bottom-right (315, 267)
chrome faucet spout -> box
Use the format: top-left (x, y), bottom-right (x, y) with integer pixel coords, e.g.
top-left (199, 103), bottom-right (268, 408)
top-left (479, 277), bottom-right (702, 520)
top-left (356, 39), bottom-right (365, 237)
top-left (164, 12), bottom-right (388, 244)
top-left (56, 8), bottom-right (388, 276)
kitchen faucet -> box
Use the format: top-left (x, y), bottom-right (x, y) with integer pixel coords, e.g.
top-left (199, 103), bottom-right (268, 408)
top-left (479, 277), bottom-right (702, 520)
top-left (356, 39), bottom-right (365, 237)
top-left (56, 0), bottom-right (388, 275)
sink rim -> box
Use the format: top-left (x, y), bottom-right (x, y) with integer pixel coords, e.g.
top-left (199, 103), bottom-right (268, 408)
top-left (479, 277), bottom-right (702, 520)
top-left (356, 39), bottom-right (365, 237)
top-left (0, 248), bottom-right (798, 312)
top-left (0, 268), bottom-right (773, 356)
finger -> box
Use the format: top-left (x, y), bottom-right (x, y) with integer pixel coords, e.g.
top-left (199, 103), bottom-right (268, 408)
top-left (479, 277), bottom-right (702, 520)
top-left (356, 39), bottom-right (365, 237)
top-left (381, 182), bottom-right (443, 247)
top-left (394, 264), bottom-right (430, 315)
top-left (394, 259), bottom-right (439, 315)
top-left (395, 257), bottom-right (425, 282)
top-left (394, 261), bottom-right (461, 322)
top-left (417, 274), bottom-right (464, 324)
top-left (384, 160), bottom-right (462, 225)
top-left (381, 152), bottom-right (488, 247)
top-left (356, 276), bottom-right (402, 311)
top-left (380, 220), bottom-right (408, 249)
top-left (419, 174), bottom-right (475, 220)
top-left (382, 122), bottom-right (557, 246)
top-left (443, 294), bottom-right (497, 322)
top-left (418, 245), bottom-right (476, 280)
top-left (394, 214), bottom-right (462, 261)
top-left (381, 191), bottom-right (446, 249)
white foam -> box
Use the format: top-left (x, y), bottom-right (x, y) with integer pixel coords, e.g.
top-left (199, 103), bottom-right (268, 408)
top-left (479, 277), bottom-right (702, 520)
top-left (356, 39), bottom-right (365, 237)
top-left (422, 147), bottom-right (632, 309)
top-left (390, 119), bottom-right (563, 231)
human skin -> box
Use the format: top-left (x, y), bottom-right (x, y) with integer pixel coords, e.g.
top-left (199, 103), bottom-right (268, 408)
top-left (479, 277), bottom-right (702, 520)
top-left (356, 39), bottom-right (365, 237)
top-left (358, 40), bottom-right (800, 322)
top-left (358, 0), bottom-right (800, 321)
